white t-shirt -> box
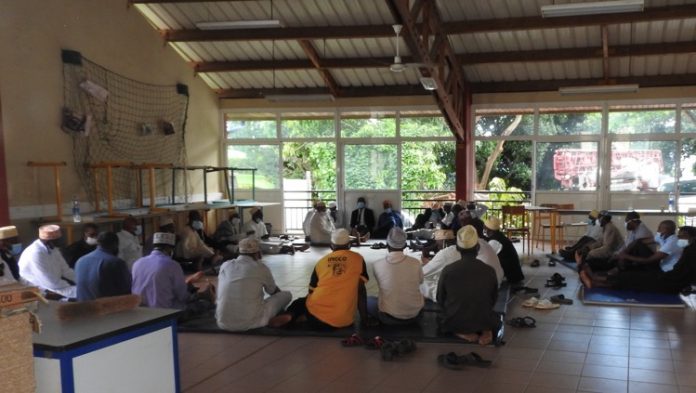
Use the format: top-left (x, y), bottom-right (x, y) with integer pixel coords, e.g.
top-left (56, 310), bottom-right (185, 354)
top-left (656, 234), bottom-right (683, 272)
top-left (373, 251), bottom-right (424, 319)
top-left (18, 239), bottom-right (76, 298)
top-left (420, 239), bottom-right (503, 301)
top-left (243, 220), bottom-right (269, 239)
top-left (586, 221), bottom-right (603, 241)
top-left (215, 255), bottom-right (279, 331)
top-left (625, 222), bottom-right (653, 246)
top-left (117, 230), bottom-right (143, 270)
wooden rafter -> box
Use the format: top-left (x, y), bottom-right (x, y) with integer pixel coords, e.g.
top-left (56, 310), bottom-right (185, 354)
top-left (471, 74), bottom-right (696, 94)
top-left (602, 25), bottom-right (610, 82)
top-left (163, 4), bottom-right (696, 43)
top-left (297, 40), bottom-right (340, 97)
top-left (216, 85), bottom-right (428, 99)
top-left (192, 41), bottom-right (696, 73)
top-left (385, 0), bottom-right (468, 140)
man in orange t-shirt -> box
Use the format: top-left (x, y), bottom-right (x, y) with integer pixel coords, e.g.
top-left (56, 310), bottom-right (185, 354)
top-left (269, 228), bottom-right (369, 329)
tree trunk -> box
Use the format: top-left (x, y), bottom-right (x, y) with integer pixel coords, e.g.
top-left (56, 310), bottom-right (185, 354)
top-left (477, 115), bottom-right (522, 189)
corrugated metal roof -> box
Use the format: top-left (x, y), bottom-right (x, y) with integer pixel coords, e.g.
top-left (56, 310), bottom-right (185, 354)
top-left (207, 69), bottom-right (324, 90)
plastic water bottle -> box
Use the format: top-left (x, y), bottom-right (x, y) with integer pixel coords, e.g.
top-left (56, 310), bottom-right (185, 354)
top-left (668, 192), bottom-right (675, 212)
top-left (72, 196), bottom-right (81, 222)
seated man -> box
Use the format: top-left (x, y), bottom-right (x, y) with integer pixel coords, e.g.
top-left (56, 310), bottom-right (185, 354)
top-left (369, 228), bottom-right (423, 325)
top-left (61, 223), bottom-right (98, 269)
top-left (143, 216), bottom-right (176, 256)
top-left (328, 201), bottom-right (344, 229)
top-left (421, 216), bottom-right (503, 301)
top-left (309, 201), bottom-right (335, 246)
top-left (74, 232), bottom-right (131, 301)
top-left (440, 203), bottom-right (454, 229)
top-left (18, 225), bottom-right (76, 299)
top-left (177, 210), bottom-right (222, 270)
top-left (270, 229), bottom-right (369, 329)
top-left (132, 232), bottom-right (213, 319)
top-left (117, 216), bottom-right (143, 270)
top-left (580, 226), bottom-right (696, 294)
top-left (576, 212), bottom-right (624, 271)
top-left (0, 225), bottom-right (23, 282)
top-left (349, 197), bottom-right (375, 242)
top-left (616, 220), bottom-right (682, 272)
top-left (374, 200), bottom-right (404, 239)
top-left (213, 210), bottom-right (244, 256)
top-left (483, 217), bottom-right (524, 284)
top-left (302, 201), bottom-right (317, 242)
top-left (559, 210), bottom-right (602, 260)
top-left (438, 226), bottom-right (499, 346)
top-left (243, 207), bottom-right (269, 240)
top-left (215, 238), bottom-right (292, 331)
top-left (619, 211), bottom-right (656, 257)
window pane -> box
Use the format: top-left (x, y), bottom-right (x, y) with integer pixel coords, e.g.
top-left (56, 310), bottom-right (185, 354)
top-left (681, 104), bottom-right (696, 133)
top-left (536, 142), bottom-right (598, 191)
top-left (538, 109), bottom-right (601, 135)
top-left (227, 145), bottom-right (280, 189)
top-left (677, 138), bottom-right (696, 211)
top-left (225, 113), bottom-right (276, 139)
top-left (474, 111), bottom-right (534, 137)
top-left (474, 140), bottom-right (532, 191)
top-left (400, 111), bottom-right (452, 137)
top-left (341, 111), bottom-right (396, 138)
top-left (610, 141), bottom-right (677, 191)
top-left (280, 112), bottom-right (335, 138)
top-left (608, 106), bottom-right (676, 134)
top-left (344, 144), bottom-right (397, 189)
top-left (282, 142), bottom-right (336, 192)
top-left (401, 141), bottom-right (455, 190)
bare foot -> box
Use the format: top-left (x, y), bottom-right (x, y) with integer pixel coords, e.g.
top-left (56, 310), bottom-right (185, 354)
top-left (579, 270), bottom-right (593, 288)
top-left (268, 313), bottom-right (293, 328)
top-left (455, 332), bottom-right (480, 343)
top-left (478, 330), bottom-right (493, 346)
top-left (575, 251), bottom-right (583, 265)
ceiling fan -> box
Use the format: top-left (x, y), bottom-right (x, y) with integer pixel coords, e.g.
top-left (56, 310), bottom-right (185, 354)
top-left (389, 24), bottom-right (424, 72)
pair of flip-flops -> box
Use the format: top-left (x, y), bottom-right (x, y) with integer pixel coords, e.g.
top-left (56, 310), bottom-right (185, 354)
top-left (370, 242), bottom-right (387, 249)
top-left (438, 352), bottom-right (492, 370)
top-left (522, 297), bottom-right (560, 310)
top-left (546, 273), bottom-right (567, 288)
top-left (380, 339), bottom-right (417, 361)
top-left (550, 294), bottom-right (573, 305)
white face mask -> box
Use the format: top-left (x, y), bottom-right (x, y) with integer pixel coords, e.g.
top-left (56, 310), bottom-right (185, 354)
top-left (192, 220), bottom-right (204, 230)
top-left (85, 236), bottom-right (98, 246)
top-left (677, 239), bottom-right (690, 248)
top-left (134, 225), bottom-right (143, 236)
top-left (231, 217), bottom-right (241, 226)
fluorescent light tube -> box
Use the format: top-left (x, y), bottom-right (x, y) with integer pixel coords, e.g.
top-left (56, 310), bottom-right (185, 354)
top-left (265, 94), bottom-right (335, 102)
top-left (196, 20), bottom-right (283, 30)
top-left (419, 77), bottom-right (438, 91)
top-left (558, 84), bottom-right (639, 95)
top-left (541, 0), bottom-right (643, 18)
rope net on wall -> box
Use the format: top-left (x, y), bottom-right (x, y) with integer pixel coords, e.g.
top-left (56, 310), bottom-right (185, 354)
top-left (62, 50), bottom-right (189, 210)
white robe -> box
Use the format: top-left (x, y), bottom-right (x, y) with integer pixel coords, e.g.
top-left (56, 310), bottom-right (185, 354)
top-left (18, 239), bottom-right (76, 298)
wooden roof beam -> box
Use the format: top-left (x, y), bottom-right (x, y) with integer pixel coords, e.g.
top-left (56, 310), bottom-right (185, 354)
top-left (297, 40), bottom-right (340, 97)
top-left (216, 85), bottom-right (429, 99)
top-left (163, 4), bottom-right (696, 43)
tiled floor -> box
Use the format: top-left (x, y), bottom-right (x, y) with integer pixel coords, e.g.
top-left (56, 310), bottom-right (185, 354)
top-left (179, 244), bottom-right (696, 393)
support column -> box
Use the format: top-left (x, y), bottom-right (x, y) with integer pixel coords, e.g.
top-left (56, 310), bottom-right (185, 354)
top-left (455, 88), bottom-right (473, 201)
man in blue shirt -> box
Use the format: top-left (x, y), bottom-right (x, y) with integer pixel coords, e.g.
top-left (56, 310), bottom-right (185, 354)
top-left (374, 200), bottom-right (404, 239)
top-left (75, 232), bottom-right (131, 301)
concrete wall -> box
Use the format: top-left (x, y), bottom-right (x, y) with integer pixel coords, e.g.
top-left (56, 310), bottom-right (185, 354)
top-left (0, 0), bottom-right (220, 224)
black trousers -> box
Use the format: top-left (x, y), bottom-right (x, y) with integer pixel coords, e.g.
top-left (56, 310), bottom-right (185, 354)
top-left (286, 297), bottom-right (337, 330)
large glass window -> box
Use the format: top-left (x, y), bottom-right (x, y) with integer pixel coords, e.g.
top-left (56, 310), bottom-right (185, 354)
top-left (536, 142), bottom-right (598, 191)
top-left (280, 112), bottom-right (335, 138)
top-left (538, 108), bottom-right (601, 135)
top-left (610, 141), bottom-right (676, 191)
top-left (282, 142), bottom-right (336, 196)
top-left (401, 141), bottom-right (455, 190)
top-left (344, 144), bottom-right (397, 189)
top-left (608, 105), bottom-right (676, 134)
top-left (400, 111), bottom-right (452, 137)
top-left (341, 111), bottom-right (396, 138)
top-left (225, 113), bottom-right (276, 139)
top-left (227, 145), bottom-right (280, 189)
top-left (474, 110), bottom-right (534, 137)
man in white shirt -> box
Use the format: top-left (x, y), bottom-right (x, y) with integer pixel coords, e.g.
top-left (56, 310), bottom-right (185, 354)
top-left (328, 201), bottom-right (344, 229)
top-left (369, 228), bottom-right (423, 325)
top-left (309, 201), bottom-right (335, 246)
top-left (617, 220), bottom-right (683, 272)
top-left (243, 207), bottom-right (269, 240)
top-left (117, 216), bottom-right (143, 270)
top-left (216, 238), bottom-right (292, 331)
top-left (18, 225), bottom-right (76, 299)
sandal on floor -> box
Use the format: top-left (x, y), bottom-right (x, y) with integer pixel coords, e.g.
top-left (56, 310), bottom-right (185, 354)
top-left (534, 299), bottom-right (560, 310)
top-left (530, 259), bottom-right (541, 267)
top-left (365, 336), bottom-right (386, 350)
top-left (545, 281), bottom-right (567, 288)
top-left (341, 333), bottom-right (365, 347)
top-left (550, 294), bottom-right (573, 305)
top-left (550, 273), bottom-right (566, 282)
top-left (507, 316), bottom-right (537, 328)
top-left (548, 260), bottom-right (557, 267)
top-left (370, 243), bottom-right (381, 250)
top-left (457, 352), bottom-right (493, 368)
top-left (438, 352), bottom-right (462, 370)
top-left (522, 297), bottom-right (539, 308)
top-left (512, 286), bottom-right (539, 294)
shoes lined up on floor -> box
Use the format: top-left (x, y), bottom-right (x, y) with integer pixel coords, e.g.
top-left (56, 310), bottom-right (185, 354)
top-left (341, 334), bottom-right (417, 361)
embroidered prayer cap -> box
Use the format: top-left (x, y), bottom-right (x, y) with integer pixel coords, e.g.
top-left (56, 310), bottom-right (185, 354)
top-left (456, 225), bottom-right (478, 249)
top-left (331, 228), bottom-right (351, 246)
top-left (160, 216), bottom-right (174, 227)
top-left (484, 217), bottom-right (501, 231)
top-left (386, 227), bottom-right (407, 249)
top-left (589, 210), bottom-right (600, 219)
top-left (328, 201), bottom-right (337, 208)
top-left (0, 225), bottom-right (18, 240)
top-left (153, 232), bottom-right (176, 246)
top-left (238, 238), bottom-right (260, 254)
top-left (38, 225), bottom-right (62, 240)
top-left (248, 207), bottom-right (260, 216)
